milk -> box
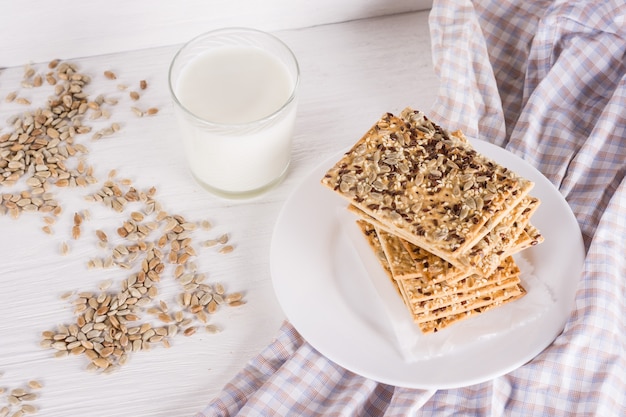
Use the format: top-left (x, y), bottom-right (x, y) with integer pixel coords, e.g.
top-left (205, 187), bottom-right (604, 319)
top-left (172, 41), bottom-right (298, 196)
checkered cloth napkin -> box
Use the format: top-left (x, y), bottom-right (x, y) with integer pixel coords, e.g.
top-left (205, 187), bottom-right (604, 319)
top-left (196, 1), bottom-right (626, 415)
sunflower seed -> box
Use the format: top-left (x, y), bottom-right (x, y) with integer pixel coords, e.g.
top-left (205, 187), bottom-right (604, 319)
top-left (21, 404), bottom-right (38, 414)
top-left (219, 245), bottom-right (234, 254)
top-left (205, 325), bottom-right (221, 334)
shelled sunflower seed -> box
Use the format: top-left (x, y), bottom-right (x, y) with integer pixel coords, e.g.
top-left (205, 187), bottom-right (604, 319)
top-left (41, 246), bottom-right (169, 370)
top-left (0, 60), bottom-right (100, 223)
top-left (2, 60), bottom-right (243, 381)
top-left (0, 59), bottom-right (160, 224)
top-left (0, 376), bottom-right (43, 416)
top-left (41, 178), bottom-right (245, 372)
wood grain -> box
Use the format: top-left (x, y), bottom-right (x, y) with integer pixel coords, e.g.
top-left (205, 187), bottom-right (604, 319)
top-left (0, 0), bottom-right (432, 67)
top-left (0, 10), bottom-right (437, 417)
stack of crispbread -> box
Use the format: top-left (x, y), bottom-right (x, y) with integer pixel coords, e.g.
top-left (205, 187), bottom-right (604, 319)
top-left (321, 108), bottom-right (543, 333)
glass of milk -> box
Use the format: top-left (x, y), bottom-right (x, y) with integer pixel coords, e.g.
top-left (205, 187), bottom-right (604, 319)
top-left (168, 28), bottom-right (300, 198)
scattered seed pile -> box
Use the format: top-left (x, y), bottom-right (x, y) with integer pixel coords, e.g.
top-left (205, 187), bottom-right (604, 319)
top-left (42, 174), bottom-right (244, 372)
top-left (0, 376), bottom-right (43, 417)
top-left (0, 59), bottom-right (246, 377)
top-left (1, 60), bottom-right (157, 220)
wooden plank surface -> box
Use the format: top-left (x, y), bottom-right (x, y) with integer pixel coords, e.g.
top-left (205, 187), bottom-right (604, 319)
top-left (0, 0), bottom-right (432, 67)
top-left (0, 10), bottom-right (438, 417)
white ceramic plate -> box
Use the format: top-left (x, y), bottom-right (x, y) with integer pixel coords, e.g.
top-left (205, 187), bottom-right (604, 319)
top-left (270, 140), bottom-right (585, 389)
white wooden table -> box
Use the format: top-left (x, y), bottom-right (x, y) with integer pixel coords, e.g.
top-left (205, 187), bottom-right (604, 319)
top-left (0, 2), bottom-right (438, 416)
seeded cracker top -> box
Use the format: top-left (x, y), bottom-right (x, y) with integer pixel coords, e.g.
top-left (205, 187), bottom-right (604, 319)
top-left (321, 107), bottom-right (534, 265)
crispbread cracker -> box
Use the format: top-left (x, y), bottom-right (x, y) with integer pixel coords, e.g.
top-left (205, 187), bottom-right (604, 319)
top-left (355, 215), bottom-right (530, 334)
top-left (507, 224), bottom-right (544, 255)
top-left (375, 225), bottom-right (423, 280)
top-left (406, 273), bottom-right (521, 321)
top-left (376, 226), bottom-right (471, 283)
top-left (418, 286), bottom-right (527, 334)
top-left (411, 282), bottom-right (525, 325)
top-left (348, 204), bottom-right (473, 280)
top-left (400, 256), bottom-right (520, 305)
top-left (355, 220), bottom-right (403, 298)
top-left (321, 107), bottom-right (534, 267)
top-left (454, 196), bottom-right (539, 276)
top-left (355, 220), bottom-right (418, 311)
top-left (329, 108), bottom-right (543, 334)
top-left (355, 219), bottom-right (526, 319)
top-left (349, 198), bottom-right (537, 279)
